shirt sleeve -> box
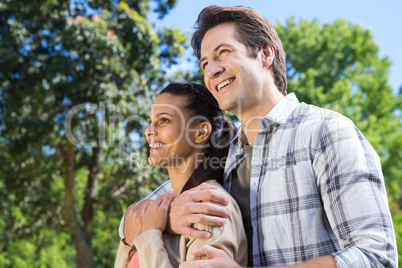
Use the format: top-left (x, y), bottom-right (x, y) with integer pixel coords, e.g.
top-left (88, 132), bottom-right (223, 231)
top-left (118, 180), bottom-right (172, 240)
top-left (314, 114), bottom-right (397, 267)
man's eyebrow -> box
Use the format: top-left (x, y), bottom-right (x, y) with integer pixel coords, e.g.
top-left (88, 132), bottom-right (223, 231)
top-left (199, 44), bottom-right (231, 68)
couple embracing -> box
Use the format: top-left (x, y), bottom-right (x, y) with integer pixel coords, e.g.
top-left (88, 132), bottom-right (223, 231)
top-left (115, 5), bottom-right (397, 268)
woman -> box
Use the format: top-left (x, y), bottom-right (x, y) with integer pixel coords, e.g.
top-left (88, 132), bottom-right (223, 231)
top-left (115, 83), bottom-right (247, 268)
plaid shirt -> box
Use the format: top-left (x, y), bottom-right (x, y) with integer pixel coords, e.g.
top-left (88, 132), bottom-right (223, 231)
top-left (120, 93), bottom-right (397, 267)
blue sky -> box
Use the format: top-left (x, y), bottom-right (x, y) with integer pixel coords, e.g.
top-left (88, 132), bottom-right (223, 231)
top-left (150, 0), bottom-right (402, 94)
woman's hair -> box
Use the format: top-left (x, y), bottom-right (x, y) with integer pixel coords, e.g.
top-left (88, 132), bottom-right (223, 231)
top-left (158, 82), bottom-right (234, 193)
top-left (191, 5), bottom-right (287, 96)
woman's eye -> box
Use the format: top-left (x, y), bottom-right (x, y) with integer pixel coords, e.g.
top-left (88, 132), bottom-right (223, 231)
top-left (202, 62), bottom-right (208, 70)
top-left (160, 118), bottom-right (170, 124)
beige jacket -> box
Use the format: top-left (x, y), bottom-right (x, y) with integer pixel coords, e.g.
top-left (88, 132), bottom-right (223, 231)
top-left (114, 180), bottom-right (248, 268)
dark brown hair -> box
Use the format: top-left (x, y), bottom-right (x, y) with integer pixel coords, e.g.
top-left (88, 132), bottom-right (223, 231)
top-left (158, 82), bottom-right (233, 193)
top-left (191, 5), bottom-right (287, 95)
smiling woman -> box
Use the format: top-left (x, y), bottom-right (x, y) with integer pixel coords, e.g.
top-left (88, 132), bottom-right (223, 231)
top-left (115, 83), bottom-right (248, 268)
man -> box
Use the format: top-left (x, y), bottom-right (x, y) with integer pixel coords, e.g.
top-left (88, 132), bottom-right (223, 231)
top-left (118, 6), bottom-right (397, 267)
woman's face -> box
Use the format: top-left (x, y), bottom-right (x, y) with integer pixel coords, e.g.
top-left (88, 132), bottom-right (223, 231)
top-left (145, 93), bottom-right (200, 168)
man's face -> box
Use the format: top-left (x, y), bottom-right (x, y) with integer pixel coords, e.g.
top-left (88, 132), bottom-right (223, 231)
top-left (200, 23), bottom-right (266, 115)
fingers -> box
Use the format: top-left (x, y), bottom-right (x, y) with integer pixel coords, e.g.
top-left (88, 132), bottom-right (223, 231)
top-left (160, 190), bottom-right (175, 209)
top-left (145, 192), bottom-right (175, 215)
top-left (173, 198), bottom-right (229, 219)
top-left (126, 199), bottom-right (150, 216)
top-left (190, 245), bottom-right (222, 258)
top-left (190, 213), bottom-right (226, 227)
top-left (196, 182), bottom-right (216, 191)
top-left (184, 226), bottom-right (212, 239)
top-left (185, 188), bottom-right (229, 206)
top-left (179, 260), bottom-right (205, 268)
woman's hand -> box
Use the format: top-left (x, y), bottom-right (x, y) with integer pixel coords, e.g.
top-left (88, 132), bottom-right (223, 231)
top-left (123, 199), bottom-right (150, 247)
top-left (142, 190), bottom-right (175, 233)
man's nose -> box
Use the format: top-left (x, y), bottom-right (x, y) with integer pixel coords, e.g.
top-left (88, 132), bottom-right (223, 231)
top-left (206, 60), bottom-right (224, 79)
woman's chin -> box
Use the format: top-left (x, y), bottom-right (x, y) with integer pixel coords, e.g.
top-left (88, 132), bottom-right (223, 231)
top-left (148, 157), bottom-right (168, 167)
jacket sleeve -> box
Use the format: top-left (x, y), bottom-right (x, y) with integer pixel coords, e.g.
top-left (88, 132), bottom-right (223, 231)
top-left (184, 183), bottom-right (248, 266)
top-left (114, 240), bottom-right (131, 268)
top-left (133, 229), bottom-right (174, 268)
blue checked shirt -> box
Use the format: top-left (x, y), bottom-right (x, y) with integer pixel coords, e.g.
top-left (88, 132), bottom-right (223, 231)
top-left (119, 93), bottom-right (397, 267)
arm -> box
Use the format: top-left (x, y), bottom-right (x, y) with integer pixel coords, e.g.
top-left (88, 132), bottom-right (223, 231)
top-left (178, 182), bottom-right (335, 268)
top-left (180, 247), bottom-right (336, 268)
top-left (315, 115), bottom-right (397, 267)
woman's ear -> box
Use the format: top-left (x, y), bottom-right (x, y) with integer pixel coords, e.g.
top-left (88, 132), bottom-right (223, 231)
top-left (261, 45), bottom-right (275, 68)
top-left (194, 122), bottom-right (212, 144)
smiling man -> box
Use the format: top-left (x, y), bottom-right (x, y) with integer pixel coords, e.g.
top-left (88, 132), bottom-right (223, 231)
top-left (118, 6), bottom-right (397, 268)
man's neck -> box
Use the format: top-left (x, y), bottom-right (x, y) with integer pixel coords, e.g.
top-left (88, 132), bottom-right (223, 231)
top-left (236, 90), bottom-right (284, 144)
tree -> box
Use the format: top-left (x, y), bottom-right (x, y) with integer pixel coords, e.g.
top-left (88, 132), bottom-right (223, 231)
top-left (0, 0), bottom-right (186, 267)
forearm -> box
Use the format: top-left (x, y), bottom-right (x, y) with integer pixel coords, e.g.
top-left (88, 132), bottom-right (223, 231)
top-left (275, 255), bottom-right (336, 268)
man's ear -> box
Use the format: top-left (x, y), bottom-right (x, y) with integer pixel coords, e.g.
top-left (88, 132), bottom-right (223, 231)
top-left (261, 45), bottom-right (275, 68)
top-left (194, 122), bottom-right (212, 144)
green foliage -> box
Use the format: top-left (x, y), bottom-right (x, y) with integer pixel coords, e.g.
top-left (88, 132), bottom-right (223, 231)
top-left (0, 228), bottom-right (75, 268)
top-left (0, 0), bottom-right (185, 267)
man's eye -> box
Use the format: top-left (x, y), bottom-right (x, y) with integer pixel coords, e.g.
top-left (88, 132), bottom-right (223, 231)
top-left (202, 62), bottom-right (208, 70)
top-left (219, 49), bottom-right (230, 55)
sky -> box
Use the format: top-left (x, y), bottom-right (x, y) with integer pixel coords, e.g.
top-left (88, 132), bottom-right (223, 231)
top-left (150, 0), bottom-right (402, 94)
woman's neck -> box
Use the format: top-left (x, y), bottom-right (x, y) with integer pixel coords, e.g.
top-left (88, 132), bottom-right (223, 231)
top-left (167, 152), bottom-right (204, 196)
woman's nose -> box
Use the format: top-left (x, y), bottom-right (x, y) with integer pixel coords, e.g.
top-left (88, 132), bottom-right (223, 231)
top-left (145, 124), bottom-right (156, 136)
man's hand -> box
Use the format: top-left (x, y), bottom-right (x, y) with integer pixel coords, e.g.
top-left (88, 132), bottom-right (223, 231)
top-left (167, 182), bottom-right (230, 239)
top-left (142, 191), bottom-right (175, 233)
top-left (179, 245), bottom-right (242, 268)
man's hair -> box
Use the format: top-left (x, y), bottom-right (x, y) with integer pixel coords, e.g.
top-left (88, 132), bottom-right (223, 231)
top-left (191, 5), bottom-right (287, 95)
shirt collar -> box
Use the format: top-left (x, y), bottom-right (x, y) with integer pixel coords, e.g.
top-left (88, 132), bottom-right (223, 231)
top-left (231, 126), bottom-right (249, 147)
top-left (230, 93), bottom-right (300, 146)
top-left (259, 93), bottom-right (300, 131)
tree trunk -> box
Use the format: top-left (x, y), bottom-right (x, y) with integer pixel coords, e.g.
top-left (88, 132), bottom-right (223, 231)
top-left (63, 141), bottom-right (95, 268)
